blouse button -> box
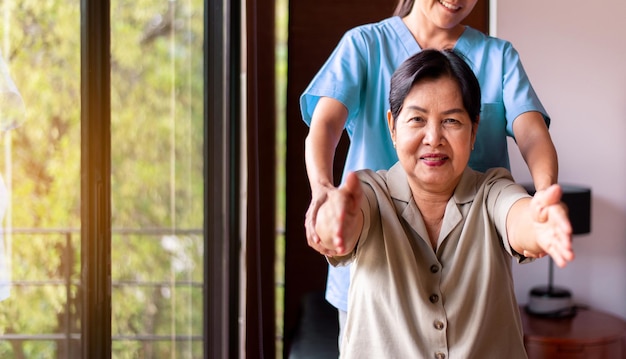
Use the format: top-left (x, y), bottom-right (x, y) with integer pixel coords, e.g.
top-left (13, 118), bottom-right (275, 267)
top-left (433, 320), bottom-right (445, 330)
top-left (435, 352), bottom-right (446, 359)
top-left (430, 265), bottom-right (439, 273)
top-left (429, 294), bottom-right (439, 303)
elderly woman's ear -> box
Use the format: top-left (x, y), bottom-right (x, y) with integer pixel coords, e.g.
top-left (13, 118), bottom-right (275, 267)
top-left (471, 116), bottom-right (480, 150)
top-left (387, 109), bottom-right (396, 147)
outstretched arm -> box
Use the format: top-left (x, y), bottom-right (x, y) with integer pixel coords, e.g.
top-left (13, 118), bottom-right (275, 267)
top-left (513, 111), bottom-right (559, 191)
top-left (304, 97), bottom-right (349, 254)
top-left (314, 172), bottom-right (364, 257)
top-left (507, 184), bottom-right (574, 267)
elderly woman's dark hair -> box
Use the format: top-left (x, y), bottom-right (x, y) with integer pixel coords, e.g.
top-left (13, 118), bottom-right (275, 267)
top-left (393, 0), bottom-right (414, 17)
top-left (389, 49), bottom-right (481, 125)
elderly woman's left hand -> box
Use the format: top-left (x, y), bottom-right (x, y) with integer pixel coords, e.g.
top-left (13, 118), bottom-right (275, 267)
top-left (528, 184), bottom-right (575, 267)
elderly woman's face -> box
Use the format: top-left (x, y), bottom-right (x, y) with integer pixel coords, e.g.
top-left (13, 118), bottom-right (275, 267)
top-left (388, 76), bottom-right (477, 192)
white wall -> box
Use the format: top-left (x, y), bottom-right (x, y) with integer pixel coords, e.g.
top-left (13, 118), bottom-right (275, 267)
top-left (496, 0), bottom-right (626, 319)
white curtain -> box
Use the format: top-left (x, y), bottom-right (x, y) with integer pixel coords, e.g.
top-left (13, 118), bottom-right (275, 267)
top-left (0, 49), bottom-right (25, 301)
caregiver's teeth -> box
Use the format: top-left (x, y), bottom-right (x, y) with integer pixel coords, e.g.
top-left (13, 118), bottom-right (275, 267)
top-left (439, 0), bottom-right (460, 10)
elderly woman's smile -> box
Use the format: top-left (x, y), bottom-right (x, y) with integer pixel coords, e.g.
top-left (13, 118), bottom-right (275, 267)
top-left (420, 153), bottom-right (449, 166)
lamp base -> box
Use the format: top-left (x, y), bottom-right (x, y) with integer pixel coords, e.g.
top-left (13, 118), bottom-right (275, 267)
top-left (526, 285), bottom-right (576, 318)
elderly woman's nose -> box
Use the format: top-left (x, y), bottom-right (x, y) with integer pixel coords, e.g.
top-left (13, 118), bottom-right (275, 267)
top-left (423, 122), bottom-right (443, 145)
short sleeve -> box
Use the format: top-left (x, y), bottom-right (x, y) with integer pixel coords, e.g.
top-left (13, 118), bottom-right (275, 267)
top-left (483, 168), bottom-right (532, 262)
top-left (299, 29), bottom-right (368, 127)
top-left (501, 43), bottom-right (550, 137)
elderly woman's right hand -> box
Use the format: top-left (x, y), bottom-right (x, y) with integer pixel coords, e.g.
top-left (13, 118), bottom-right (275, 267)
top-left (313, 172), bottom-right (364, 257)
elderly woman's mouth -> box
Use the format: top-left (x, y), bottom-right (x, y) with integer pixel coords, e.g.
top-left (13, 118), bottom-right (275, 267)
top-left (421, 155), bottom-right (449, 164)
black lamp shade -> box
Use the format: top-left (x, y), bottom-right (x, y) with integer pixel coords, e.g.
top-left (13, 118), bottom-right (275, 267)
top-left (522, 184), bottom-right (591, 235)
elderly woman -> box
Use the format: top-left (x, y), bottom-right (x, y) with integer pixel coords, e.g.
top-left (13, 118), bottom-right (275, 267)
top-left (314, 49), bottom-right (574, 358)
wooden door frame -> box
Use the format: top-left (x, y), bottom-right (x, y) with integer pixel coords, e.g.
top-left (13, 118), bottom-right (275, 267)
top-left (245, 0), bottom-right (277, 358)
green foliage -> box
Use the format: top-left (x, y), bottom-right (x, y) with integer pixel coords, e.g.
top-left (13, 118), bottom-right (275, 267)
top-left (0, 0), bottom-right (205, 357)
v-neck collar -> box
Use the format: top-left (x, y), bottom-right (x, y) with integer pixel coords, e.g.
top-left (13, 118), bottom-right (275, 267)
top-left (390, 15), bottom-right (471, 54)
top-left (386, 163), bottom-right (477, 250)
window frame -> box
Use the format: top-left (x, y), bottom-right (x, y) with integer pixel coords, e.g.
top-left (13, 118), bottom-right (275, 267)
top-left (80, 0), bottom-right (112, 357)
top-left (80, 0), bottom-right (244, 357)
top-left (206, 0), bottom-right (242, 357)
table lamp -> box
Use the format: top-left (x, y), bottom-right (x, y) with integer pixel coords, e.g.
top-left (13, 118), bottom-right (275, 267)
top-left (522, 184), bottom-right (591, 318)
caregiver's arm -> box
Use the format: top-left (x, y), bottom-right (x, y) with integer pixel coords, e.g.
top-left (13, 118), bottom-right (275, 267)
top-left (305, 97), bottom-right (349, 253)
top-left (513, 111), bottom-right (559, 191)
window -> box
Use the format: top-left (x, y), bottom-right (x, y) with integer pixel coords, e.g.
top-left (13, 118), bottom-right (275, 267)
top-left (109, 1), bottom-right (205, 356)
top-left (0, 0), bottom-right (247, 357)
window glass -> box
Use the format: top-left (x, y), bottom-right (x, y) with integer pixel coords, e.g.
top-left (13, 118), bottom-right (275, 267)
top-left (0, 1), bottom-right (205, 357)
top-left (0, 1), bottom-right (82, 357)
top-left (110, 0), bottom-right (205, 357)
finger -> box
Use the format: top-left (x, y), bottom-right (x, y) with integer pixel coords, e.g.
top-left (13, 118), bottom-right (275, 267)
top-left (554, 233), bottom-right (574, 261)
top-left (551, 254), bottom-right (566, 268)
top-left (305, 202), bottom-right (326, 244)
top-left (332, 215), bottom-right (346, 253)
top-left (550, 243), bottom-right (574, 267)
top-left (309, 238), bottom-right (337, 257)
top-left (308, 229), bottom-right (320, 245)
top-left (333, 236), bottom-right (345, 254)
top-left (523, 249), bottom-right (545, 258)
top-left (532, 184), bottom-right (563, 223)
top-left (343, 172), bottom-right (362, 202)
top-left (543, 184), bottom-right (563, 206)
top-left (541, 239), bottom-right (562, 267)
top-left (309, 219), bottom-right (321, 244)
top-left (337, 172), bottom-right (362, 229)
top-left (559, 215), bottom-right (573, 237)
top-left (330, 188), bottom-right (352, 227)
top-left (304, 217), bottom-right (321, 245)
top-left (322, 247), bottom-right (337, 257)
top-left (548, 208), bottom-right (573, 250)
top-left (548, 239), bottom-right (574, 267)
